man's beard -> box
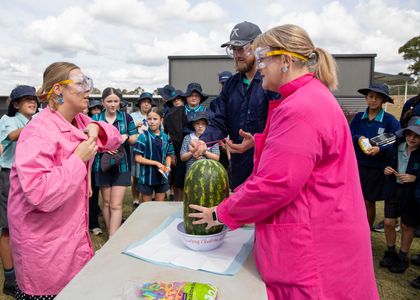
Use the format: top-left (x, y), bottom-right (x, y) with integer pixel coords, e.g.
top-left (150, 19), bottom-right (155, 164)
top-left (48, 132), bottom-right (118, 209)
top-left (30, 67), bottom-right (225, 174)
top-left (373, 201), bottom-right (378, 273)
top-left (235, 56), bottom-right (256, 73)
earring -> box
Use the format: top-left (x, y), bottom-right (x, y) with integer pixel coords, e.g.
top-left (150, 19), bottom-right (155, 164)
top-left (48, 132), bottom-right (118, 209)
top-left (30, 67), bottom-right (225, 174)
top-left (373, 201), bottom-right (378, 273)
top-left (57, 94), bottom-right (64, 105)
top-left (281, 66), bottom-right (289, 73)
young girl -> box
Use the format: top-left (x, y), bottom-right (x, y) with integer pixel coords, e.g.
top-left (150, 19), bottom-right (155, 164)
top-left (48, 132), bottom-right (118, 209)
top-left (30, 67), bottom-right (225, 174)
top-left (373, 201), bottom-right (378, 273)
top-left (130, 92), bottom-right (153, 208)
top-left (183, 83), bottom-right (207, 131)
top-left (350, 83), bottom-right (400, 228)
top-left (134, 107), bottom-right (174, 202)
top-left (180, 111), bottom-right (220, 171)
top-left (380, 116), bottom-right (420, 273)
top-left (7, 62), bottom-right (121, 298)
top-left (92, 88), bottom-right (138, 237)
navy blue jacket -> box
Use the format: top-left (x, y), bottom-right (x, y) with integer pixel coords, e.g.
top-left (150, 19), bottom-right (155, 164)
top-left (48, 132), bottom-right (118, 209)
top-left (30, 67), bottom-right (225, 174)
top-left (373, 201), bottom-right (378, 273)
top-left (200, 71), bottom-right (279, 189)
top-left (400, 94), bottom-right (420, 128)
top-left (382, 138), bottom-right (420, 203)
top-left (350, 109), bottom-right (400, 168)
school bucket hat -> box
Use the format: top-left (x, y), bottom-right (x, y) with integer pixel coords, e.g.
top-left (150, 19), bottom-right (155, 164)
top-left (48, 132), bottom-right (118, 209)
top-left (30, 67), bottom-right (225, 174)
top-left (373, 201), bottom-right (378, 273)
top-left (137, 92), bottom-right (155, 107)
top-left (396, 116), bottom-right (420, 137)
top-left (88, 99), bottom-right (102, 109)
top-left (8, 85), bottom-right (38, 117)
top-left (183, 83), bottom-right (208, 103)
top-left (100, 146), bottom-right (125, 172)
top-left (187, 111), bottom-right (210, 130)
top-left (157, 84), bottom-right (176, 101)
top-left (358, 83), bottom-right (394, 104)
top-left (218, 71), bottom-right (233, 83)
top-left (166, 89), bottom-right (185, 107)
top-left (221, 21), bottom-right (262, 48)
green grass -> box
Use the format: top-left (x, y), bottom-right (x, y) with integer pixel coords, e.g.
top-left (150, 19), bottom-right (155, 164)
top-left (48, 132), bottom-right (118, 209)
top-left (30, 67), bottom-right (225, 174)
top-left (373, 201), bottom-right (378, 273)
top-left (0, 191), bottom-right (419, 299)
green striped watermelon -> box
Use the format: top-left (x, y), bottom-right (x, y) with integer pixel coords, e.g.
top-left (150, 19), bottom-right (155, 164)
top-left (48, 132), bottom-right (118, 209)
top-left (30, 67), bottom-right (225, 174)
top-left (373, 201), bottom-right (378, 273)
top-left (184, 159), bottom-right (229, 235)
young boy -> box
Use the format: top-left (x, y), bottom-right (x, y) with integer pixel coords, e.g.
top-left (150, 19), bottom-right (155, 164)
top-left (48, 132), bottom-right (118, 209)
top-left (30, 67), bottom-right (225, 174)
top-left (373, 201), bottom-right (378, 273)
top-left (180, 111), bottom-right (219, 171)
top-left (0, 85), bottom-right (38, 296)
top-left (350, 83), bottom-right (400, 229)
top-left (380, 116), bottom-right (420, 273)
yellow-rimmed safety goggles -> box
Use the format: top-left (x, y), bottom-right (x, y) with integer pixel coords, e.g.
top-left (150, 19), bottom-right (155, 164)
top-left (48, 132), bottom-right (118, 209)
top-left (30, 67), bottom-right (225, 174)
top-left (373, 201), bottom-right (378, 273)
top-left (46, 75), bottom-right (93, 100)
top-left (255, 46), bottom-right (308, 69)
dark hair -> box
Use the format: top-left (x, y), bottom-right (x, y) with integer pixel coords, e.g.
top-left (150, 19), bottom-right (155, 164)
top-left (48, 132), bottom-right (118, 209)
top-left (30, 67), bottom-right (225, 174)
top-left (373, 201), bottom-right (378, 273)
top-left (147, 107), bottom-right (164, 118)
top-left (102, 87), bottom-right (122, 101)
top-left (400, 93), bottom-right (420, 128)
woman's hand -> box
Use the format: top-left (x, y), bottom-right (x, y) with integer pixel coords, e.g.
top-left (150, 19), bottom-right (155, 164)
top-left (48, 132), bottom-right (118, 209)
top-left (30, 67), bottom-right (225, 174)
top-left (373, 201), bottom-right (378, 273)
top-left (84, 123), bottom-right (100, 140)
top-left (74, 137), bottom-right (98, 162)
top-left (188, 204), bottom-right (218, 230)
top-left (225, 129), bottom-right (254, 153)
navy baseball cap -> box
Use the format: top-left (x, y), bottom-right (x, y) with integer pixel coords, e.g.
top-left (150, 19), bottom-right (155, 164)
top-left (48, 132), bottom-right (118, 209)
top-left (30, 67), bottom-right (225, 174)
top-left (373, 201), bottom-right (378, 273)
top-left (221, 21), bottom-right (262, 48)
top-left (218, 71), bottom-right (232, 83)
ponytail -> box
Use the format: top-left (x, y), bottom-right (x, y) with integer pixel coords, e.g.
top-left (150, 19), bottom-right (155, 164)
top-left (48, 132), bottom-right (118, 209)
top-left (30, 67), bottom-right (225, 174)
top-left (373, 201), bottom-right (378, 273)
top-left (313, 48), bottom-right (338, 90)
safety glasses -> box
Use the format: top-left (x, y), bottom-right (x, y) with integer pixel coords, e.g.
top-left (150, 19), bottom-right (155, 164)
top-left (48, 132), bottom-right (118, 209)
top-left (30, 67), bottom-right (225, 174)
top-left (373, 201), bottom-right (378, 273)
top-left (225, 43), bottom-right (253, 58)
top-left (47, 74), bottom-right (93, 99)
top-left (255, 46), bottom-right (308, 69)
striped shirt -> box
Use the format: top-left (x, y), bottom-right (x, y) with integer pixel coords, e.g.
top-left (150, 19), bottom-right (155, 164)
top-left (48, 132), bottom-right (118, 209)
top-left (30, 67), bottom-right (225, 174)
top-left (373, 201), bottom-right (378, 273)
top-left (180, 132), bottom-right (220, 171)
top-left (134, 129), bottom-right (175, 185)
top-left (92, 110), bottom-right (137, 173)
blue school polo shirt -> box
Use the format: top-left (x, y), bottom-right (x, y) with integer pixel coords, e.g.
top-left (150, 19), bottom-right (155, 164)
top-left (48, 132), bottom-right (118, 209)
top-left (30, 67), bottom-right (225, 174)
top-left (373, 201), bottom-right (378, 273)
top-left (134, 129), bottom-right (174, 185)
top-left (350, 108), bottom-right (400, 168)
top-left (92, 110), bottom-right (138, 173)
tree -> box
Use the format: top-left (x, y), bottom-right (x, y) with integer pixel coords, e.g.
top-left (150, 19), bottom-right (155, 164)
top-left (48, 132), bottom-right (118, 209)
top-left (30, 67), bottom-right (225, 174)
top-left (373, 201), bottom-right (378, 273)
top-left (399, 35), bottom-right (420, 77)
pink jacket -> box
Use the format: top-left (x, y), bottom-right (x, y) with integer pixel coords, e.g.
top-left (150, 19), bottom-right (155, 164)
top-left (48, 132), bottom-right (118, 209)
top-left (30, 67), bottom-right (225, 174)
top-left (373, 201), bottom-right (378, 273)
top-left (217, 74), bottom-right (379, 300)
top-left (8, 107), bottom-right (121, 295)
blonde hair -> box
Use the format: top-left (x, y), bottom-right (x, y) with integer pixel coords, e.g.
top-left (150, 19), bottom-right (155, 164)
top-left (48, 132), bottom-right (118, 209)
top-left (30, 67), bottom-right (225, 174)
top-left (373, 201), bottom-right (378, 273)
top-left (37, 62), bottom-right (79, 111)
top-left (254, 24), bottom-right (338, 90)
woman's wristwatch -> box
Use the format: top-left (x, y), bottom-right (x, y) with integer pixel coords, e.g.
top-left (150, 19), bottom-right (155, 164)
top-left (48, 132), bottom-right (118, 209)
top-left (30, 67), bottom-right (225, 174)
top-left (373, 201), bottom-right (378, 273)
top-left (212, 209), bottom-right (222, 225)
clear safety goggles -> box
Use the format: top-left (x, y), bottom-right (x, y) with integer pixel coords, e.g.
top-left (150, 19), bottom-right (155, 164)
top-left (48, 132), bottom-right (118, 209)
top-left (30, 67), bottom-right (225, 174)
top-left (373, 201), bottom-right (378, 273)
top-left (254, 46), bottom-right (308, 69)
top-left (47, 74), bottom-right (93, 99)
top-left (225, 43), bottom-right (253, 58)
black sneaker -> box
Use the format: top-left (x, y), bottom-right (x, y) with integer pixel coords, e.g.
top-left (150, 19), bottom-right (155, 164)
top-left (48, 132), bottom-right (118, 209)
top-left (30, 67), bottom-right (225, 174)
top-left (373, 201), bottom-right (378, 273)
top-left (372, 220), bottom-right (385, 232)
top-left (389, 255), bottom-right (409, 273)
top-left (411, 276), bottom-right (420, 289)
top-left (3, 280), bottom-right (17, 297)
top-left (411, 253), bottom-right (420, 266)
top-left (380, 250), bottom-right (398, 267)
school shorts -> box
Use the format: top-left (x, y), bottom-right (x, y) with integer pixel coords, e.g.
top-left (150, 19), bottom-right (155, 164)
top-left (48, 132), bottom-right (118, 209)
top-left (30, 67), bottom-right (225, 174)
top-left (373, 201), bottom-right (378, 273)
top-left (358, 165), bottom-right (385, 202)
top-left (0, 168), bottom-right (10, 228)
top-left (137, 183), bottom-right (170, 195)
top-left (385, 185), bottom-right (418, 227)
top-left (95, 170), bottom-right (131, 187)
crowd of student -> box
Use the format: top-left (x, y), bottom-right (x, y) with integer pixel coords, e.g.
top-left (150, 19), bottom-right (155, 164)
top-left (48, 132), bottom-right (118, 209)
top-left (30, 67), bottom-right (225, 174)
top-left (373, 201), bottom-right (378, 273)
top-left (0, 21), bottom-right (419, 299)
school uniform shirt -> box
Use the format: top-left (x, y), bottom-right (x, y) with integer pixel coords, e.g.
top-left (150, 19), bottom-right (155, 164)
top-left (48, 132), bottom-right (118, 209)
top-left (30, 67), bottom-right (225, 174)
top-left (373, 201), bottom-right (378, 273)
top-left (92, 110), bottom-right (138, 173)
top-left (7, 106), bottom-right (121, 295)
top-left (382, 138), bottom-right (420, 201)
top-left (200, 71), bottom-right (279, 189)
top-left (180, 132), bottom-right (220, 171)
top-left (350, 108), bottom-right (400, 168)
top-left (217, 73), bottom-right (379, 300)
top-left (134, 129), bottom-right (174, 185)
top-left (0, 113), bottom-right (31, 168)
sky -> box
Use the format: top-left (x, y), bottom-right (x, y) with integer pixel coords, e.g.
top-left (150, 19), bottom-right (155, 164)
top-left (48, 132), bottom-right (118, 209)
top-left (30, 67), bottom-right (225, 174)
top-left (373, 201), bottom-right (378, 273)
top-left (0, 0), bottom-right (419, 95)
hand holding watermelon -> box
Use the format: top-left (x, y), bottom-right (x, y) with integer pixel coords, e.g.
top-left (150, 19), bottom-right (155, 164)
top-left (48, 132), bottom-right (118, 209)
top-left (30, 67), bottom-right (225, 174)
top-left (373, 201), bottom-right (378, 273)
top-left (188, 205), bottom-right (219, 230)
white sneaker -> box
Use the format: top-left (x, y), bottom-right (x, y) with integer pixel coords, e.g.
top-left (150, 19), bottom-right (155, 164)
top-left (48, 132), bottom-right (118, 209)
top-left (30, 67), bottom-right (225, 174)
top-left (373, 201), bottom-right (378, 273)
top-left (91, 227), bottom-right (103, 236)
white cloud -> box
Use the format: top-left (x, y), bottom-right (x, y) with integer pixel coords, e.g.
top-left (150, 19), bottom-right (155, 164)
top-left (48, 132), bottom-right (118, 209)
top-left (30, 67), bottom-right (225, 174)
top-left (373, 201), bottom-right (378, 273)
top-left (23, 6), bottom-right (98, 57)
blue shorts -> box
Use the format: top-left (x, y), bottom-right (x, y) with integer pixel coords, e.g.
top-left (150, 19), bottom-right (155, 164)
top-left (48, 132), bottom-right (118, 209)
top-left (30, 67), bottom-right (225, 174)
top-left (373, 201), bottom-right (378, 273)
top-left (95, 170), bottom-right (131, 187)
top-left (137, 183), bottom-right (170, 195)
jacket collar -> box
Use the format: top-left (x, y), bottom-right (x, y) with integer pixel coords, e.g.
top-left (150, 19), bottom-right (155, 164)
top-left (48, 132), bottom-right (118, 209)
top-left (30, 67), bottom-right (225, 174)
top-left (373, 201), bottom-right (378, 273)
top-left (278, 73), bottom-right (315, 99)
top-left (46, 106), bottom-right (88, 140)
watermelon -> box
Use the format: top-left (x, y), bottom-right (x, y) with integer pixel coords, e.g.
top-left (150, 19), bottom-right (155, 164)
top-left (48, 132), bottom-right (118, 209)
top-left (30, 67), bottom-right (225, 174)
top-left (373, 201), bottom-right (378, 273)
top-left (184, 159), bottom-right (229, 235)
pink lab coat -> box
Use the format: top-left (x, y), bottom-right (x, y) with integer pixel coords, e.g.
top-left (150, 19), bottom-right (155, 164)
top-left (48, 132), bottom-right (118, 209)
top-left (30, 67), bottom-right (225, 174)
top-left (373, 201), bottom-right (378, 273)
top-left (217, 74), bottom-right (379, 299)
top-left (8, 106), bottom-right (121, 295)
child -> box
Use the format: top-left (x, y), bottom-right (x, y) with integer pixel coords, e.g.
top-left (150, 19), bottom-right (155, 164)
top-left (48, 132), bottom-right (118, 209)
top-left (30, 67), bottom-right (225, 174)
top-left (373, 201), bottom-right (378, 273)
top-left (130, 92), bottom-right (154, 208)
top-left (350, 83), bottom-right (400, 228)
top-left (0, 85), bottom-right (38, 297)
top-left (183, 82), bottom-right (207, 135)
top-left (134, 107), bottom-right (174, 202)
top-left (380, 116), bottom-right (420, 273)
top-left (180, 111), bottom-right (220, 171)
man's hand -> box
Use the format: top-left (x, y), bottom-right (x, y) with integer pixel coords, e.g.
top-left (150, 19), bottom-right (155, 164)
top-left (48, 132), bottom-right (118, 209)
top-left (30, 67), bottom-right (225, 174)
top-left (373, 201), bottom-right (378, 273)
top-left (225, 129), bottom-right (254, 153)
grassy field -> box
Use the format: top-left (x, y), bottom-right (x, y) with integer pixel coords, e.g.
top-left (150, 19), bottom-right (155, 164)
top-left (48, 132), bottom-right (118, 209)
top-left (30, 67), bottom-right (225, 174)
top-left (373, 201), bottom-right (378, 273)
top-left (0, 191), bottom-right (419, 299)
